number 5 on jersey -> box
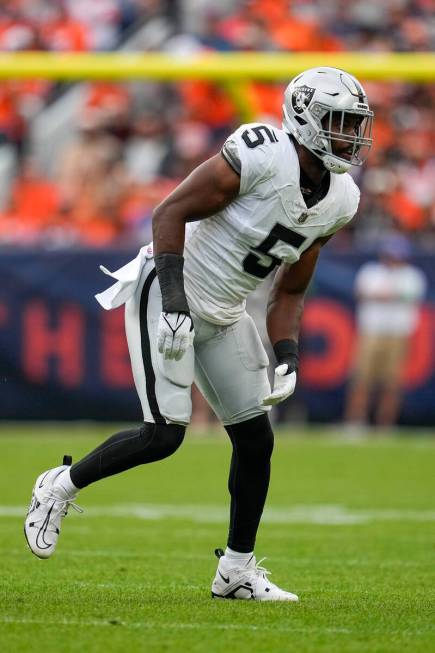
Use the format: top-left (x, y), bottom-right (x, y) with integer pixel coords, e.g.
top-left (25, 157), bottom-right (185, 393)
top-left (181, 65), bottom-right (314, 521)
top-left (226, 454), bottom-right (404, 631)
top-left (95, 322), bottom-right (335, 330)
top-left (243, 223), bottom-right (307, 279)
top-left (241, 126), bottom-right (278, 149)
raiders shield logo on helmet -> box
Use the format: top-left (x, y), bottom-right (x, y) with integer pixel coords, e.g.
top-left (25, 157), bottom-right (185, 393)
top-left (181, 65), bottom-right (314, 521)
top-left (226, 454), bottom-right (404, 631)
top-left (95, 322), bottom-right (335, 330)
top-left (291, 85), bottom-right (315, 114)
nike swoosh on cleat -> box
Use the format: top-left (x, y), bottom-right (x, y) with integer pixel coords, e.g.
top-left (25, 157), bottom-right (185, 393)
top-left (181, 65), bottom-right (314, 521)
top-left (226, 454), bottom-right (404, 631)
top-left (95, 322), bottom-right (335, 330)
top-left (218, 570), bottom-right (230, 584)
top-left (35, 503), bottom-right (55, 550)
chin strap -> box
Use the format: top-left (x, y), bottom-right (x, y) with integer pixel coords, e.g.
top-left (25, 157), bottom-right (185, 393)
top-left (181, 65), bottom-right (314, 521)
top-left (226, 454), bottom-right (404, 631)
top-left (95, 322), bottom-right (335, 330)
top-left (322, 154), bottom-right (351, 174)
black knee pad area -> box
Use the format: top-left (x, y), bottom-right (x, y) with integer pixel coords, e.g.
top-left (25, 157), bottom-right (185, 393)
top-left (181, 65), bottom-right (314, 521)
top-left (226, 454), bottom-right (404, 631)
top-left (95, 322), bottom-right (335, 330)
top-left (141, 422), bottom-right (186, 460)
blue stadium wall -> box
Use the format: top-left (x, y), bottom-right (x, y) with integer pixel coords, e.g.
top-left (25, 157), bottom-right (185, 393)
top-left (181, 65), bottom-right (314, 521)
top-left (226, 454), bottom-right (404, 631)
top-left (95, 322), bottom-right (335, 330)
top-left (1, 250), bottom-right (434, 425)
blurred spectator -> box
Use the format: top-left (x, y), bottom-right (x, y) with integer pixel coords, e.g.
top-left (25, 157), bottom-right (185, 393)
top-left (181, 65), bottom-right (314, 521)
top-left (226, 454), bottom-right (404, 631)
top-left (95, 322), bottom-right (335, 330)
top-left (0, 156), bottom-right (60, 245)
top-left (345, 235), bottom-right (427, 429)
top-left (56, 106), bottom-right (128, 247)
top-left (160, 119), bottom-right (212, 178)
top-left (178, 81), bottom-right (236, 138)
top-left (64, 0), bottom-right (123, 51)
top-left (81, 83), bottom-right (131, 138)
top-left (124, 111), bottom-right (169, 183)
top-left (195, 9), bottom-right (234, 51)
top-left (39, 4), bottom-right (91, 52)
top-left (121, 177), bottom-right (177, 244)
top-left (0, 4), bottom-right (38, 52)
top-left (0, 82), bottom-right (27, 154)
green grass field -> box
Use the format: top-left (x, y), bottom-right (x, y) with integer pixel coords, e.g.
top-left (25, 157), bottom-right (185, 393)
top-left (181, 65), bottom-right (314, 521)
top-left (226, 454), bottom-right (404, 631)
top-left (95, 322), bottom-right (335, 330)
top-left (0, 424), bottom-right (434, 653)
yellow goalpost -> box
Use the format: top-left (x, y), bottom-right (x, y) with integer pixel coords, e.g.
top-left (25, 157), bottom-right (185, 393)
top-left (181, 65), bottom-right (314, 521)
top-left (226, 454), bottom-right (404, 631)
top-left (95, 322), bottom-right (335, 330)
top-left (0, 51), bottom-right (433, 120)
top-left (0, 52), bottom-right (434, 81)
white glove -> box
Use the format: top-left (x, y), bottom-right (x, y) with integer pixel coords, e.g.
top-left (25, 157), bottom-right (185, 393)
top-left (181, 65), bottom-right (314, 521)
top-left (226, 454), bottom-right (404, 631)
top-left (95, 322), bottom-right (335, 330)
top-left (261, 364), bottom-right (297, 406)
top-left (157, 312), bottom-right (194, 361)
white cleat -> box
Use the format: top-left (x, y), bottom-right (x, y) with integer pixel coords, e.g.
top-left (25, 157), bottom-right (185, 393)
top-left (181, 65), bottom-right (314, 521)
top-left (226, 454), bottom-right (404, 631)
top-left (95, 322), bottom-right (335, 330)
top-left (211, 548), bottom-right (299, 601)
top-left (24, 456), bottom-right (82, 559)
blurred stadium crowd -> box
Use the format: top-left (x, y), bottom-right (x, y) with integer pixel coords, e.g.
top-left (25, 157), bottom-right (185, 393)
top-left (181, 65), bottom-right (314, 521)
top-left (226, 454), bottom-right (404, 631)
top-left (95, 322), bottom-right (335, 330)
top-left (0, 0), bottom-right (434, 249)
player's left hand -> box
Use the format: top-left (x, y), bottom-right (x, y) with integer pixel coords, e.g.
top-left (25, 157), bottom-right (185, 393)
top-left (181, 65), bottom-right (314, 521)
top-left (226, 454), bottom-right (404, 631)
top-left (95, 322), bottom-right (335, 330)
top-left (157, 311), bottom-right (194, 361)
top-left (261, 364), bottom-right (297, 406)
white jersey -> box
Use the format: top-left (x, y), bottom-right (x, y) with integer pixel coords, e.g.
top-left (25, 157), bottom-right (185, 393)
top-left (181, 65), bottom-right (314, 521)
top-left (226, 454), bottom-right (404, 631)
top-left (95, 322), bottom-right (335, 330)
top-left (183, 122), bottom-right (360, 325)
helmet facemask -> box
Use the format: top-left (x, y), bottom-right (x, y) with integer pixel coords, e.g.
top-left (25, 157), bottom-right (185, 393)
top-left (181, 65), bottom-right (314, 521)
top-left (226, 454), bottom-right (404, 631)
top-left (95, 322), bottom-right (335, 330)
top-left (282, 67), bottom-right (374, 174)
top-left (314, 105), bottom-right (373, 171)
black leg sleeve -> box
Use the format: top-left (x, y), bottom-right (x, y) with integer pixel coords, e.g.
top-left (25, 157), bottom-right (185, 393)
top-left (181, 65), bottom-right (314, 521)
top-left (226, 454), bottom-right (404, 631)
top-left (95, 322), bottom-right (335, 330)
top-left (225, 414), bottom-right (274, 553)
top-left (70, 422), bottom-right (185, 489)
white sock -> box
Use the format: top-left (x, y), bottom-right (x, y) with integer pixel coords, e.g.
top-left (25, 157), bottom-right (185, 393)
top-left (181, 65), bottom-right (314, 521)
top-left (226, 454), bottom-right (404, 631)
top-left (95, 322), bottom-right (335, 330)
top-left (54, 468), bottom-right (79, 499)
top-left (224, 547), bottom-right (254, 565)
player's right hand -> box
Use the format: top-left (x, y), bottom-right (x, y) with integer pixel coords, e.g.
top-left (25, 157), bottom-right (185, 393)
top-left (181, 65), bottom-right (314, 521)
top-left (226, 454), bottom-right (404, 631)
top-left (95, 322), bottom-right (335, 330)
top-left (157, 312), bottom-right (194, 361)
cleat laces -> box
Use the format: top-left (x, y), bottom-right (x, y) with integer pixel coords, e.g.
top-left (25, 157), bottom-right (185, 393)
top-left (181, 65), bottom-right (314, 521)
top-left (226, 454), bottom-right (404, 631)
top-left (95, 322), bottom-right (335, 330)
top-left (33, 489), bottom-right (83, 529)
top-left (244, 558), bottom-right (287, 595)
top-left (249, 557), bottom-right (272, 580)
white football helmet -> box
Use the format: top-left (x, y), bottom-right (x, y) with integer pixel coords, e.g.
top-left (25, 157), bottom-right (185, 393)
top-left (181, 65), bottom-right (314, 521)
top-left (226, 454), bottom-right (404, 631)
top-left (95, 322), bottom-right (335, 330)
top-left (282, 67), bottom-right (373, 174)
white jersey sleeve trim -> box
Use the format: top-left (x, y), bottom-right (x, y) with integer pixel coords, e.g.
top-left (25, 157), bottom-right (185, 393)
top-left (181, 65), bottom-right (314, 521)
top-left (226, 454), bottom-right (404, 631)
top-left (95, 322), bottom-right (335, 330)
top-left (221, 139), bottom-right (241, 175)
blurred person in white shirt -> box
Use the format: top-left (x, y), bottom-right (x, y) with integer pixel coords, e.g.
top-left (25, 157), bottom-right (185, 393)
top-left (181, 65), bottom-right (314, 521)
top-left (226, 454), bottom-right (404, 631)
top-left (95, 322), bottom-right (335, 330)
top-left (345, 234), bottom-right (427, 429)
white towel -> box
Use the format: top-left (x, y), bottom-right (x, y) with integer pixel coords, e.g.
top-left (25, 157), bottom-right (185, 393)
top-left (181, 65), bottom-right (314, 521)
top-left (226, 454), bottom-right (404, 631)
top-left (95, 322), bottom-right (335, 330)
top-left (95, 242), bottom-right (154, 310)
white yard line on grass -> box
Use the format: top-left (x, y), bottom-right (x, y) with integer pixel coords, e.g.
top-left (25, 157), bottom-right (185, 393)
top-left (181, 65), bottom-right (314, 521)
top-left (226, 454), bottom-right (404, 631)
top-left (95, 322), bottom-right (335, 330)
top-left (1, 617), bottom-right (433, 636)
top-left (3, 504), bottom-right (435, 524)
top-left (0, 616), bottom-right (351, 634)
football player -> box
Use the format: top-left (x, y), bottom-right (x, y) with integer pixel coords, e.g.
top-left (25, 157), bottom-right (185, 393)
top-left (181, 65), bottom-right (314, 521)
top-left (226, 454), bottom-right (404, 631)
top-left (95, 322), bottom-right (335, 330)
top-left (25, 67), bottom-right (373, 601)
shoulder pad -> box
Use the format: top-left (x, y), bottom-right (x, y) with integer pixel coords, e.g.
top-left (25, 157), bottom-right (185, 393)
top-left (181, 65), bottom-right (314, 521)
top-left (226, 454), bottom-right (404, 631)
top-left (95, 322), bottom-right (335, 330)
top-left (224, 123), bottom-right (281, 194)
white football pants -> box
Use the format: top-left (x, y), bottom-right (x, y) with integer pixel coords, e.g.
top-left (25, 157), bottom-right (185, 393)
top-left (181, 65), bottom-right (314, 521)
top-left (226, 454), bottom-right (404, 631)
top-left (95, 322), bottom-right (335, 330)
top-left (124, 259), bottom-right (271, 426)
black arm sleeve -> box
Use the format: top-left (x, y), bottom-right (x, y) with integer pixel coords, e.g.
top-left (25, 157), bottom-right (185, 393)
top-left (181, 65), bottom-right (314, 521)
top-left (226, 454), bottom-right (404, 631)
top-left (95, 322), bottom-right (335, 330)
top-left (154, 253), bottom-right (190, 314)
